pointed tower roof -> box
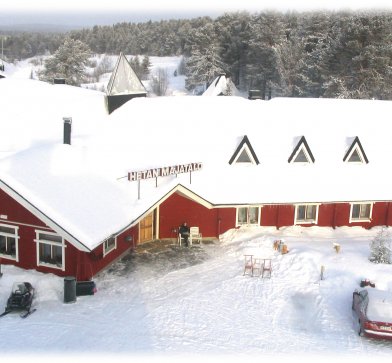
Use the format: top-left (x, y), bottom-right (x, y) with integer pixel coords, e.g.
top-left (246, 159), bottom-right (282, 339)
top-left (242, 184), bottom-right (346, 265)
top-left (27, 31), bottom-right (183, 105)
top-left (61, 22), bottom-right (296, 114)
top-left (229, 135), bottom-right (260, 165)
top-left (288, 136), bottom-right (315, 163)
top-left (107, 53), bottom-right (147, 96)
top-left (343, 136), bottom-right (369, 163)
top-left (203, 74), bottom-right (241, 97)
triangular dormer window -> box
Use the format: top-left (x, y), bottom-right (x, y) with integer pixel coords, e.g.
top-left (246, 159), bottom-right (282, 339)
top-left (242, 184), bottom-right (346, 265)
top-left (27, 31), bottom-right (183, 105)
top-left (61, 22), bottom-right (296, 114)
top-left (229, 135), bottom-right (260, 165)
top-left (343, 137), bottom-right (369, 164)
top-left (288, 136), bottom-right (315, 164)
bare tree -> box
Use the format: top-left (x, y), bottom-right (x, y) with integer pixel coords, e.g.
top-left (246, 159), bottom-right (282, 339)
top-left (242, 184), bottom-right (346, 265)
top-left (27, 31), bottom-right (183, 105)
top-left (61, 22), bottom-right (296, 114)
top-left (151, 68), bottom-right (169, 96)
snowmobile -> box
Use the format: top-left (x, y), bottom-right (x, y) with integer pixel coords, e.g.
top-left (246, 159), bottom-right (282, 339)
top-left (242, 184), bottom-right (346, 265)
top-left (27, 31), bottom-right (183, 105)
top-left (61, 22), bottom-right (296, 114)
top-left (0, 282), bottom-right (36, 318)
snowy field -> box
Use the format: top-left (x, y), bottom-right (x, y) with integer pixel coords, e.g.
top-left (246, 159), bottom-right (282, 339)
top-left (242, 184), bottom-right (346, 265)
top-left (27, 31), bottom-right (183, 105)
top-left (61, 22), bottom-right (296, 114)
top-left (1, 226), bottom-right (392, 362)
top-left (3, 54), bottom-right (189, 96)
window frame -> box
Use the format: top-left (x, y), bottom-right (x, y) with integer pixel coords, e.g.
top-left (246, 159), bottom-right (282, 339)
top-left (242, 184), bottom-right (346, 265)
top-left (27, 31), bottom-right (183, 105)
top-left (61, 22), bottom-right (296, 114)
top-left (35, 230), bottom-right (66, 271)
top-left (349, 202), bottom-right (373, 223)
top-left (236, 206), bottom-right (261, 227)
top-left (294, 204), bottom-right (319, 225)
top-left (103, 236), bottom-right (117, 257)
top-left (0, 224), bottom-right (19, 262)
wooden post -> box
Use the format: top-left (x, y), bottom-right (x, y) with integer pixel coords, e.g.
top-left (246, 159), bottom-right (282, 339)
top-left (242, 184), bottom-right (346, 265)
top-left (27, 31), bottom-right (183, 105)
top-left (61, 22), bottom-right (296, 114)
top-left (320, 265), bottom-right (325, 280)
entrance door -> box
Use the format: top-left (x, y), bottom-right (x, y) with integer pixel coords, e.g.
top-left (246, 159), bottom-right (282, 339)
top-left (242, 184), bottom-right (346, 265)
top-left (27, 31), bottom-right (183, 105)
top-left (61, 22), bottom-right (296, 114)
top-left (139, 212), bottom-right (154, 243)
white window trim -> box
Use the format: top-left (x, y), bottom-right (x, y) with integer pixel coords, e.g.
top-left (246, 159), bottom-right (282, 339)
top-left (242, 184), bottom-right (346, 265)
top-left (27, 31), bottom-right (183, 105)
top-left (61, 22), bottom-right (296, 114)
top-left (0, 223), bottom-right (19, 262)
top-left (34, 230), bottom-right (66, 271)
top-left (233, 145), bottom-right (257, 165)
top-left (294, 204), bottom-right (320, 225)
top-left (103, 236), bottom-right (117, 257)
top-left (290, 145), bottom-right (313, 164)
top-left (235, 206), bottom-right (261, 227)
top-left (349, 202), bottom-right (373, 223)
top-left (345, 146), bottom-right (365, 164)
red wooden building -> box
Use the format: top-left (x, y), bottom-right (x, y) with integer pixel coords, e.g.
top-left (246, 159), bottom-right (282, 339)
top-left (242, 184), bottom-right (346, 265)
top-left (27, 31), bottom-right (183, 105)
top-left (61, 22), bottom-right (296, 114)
top-left (1, 94), bottom-right (392, 280)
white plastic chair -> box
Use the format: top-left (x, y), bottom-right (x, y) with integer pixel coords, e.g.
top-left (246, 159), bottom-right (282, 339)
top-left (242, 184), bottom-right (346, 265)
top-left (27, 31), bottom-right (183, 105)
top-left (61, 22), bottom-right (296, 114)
top-left (189, 226), bottom-right (202, 245)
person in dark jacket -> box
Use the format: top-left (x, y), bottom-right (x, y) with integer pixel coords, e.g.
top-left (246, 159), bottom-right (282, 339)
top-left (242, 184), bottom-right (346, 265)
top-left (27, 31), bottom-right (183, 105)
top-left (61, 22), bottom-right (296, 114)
top-left (179, 222), bottom-right (190, 247)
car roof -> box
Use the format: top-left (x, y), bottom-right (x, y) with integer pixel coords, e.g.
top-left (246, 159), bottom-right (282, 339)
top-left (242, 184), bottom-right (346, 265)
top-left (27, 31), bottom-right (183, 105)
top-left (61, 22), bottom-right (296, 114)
top-left (366, 289), bottom-right (392, 323)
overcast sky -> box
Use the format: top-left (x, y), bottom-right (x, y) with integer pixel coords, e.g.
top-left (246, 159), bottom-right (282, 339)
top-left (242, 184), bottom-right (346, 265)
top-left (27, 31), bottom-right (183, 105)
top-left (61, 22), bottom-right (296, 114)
top-left (1, 0), bottom-right (392, 27)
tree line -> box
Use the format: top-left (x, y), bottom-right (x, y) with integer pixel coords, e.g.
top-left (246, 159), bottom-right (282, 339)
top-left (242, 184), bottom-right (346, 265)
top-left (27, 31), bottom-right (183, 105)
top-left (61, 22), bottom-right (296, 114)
top-left (2, 10), bottom-right (392, 99)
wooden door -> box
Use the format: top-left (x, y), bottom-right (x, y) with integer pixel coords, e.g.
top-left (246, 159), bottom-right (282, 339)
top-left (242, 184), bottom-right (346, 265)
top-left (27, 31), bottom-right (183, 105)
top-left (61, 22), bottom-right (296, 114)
top-left (139, 212), bottom-right (154, 243)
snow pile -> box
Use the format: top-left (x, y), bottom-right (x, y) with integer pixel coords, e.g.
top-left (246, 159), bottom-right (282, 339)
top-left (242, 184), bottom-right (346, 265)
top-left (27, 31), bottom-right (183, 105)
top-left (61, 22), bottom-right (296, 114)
top-left (0, 226), bottom-right (392, 359)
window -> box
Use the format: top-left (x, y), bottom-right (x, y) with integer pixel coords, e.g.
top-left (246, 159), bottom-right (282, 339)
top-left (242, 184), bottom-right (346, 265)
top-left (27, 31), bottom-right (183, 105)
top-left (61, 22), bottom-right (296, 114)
top-left (236, 148), bottom-right (253, 163)
top-left (229, 135), bottom-right (260, 165)
top-left (0, 224), bottom-right (19, 261)
top-left (295, 204), bottom-right (318, 224)
top-left (293, 149), bottom-right (309, 163)
top-left (348, 149), bottom-right (362, 163)
top-left (103, 236), bottom-right (116, 256)
top-left (343, 137), bottom-right (369, 164)
top-left (350, 203), bottom-right (372, 222)
top-left (35, 231), bottom-right (65, 270)
top-left (237, 206), bottom-right (260, 226)
top-left (288, 136), bottom-right (315, 164)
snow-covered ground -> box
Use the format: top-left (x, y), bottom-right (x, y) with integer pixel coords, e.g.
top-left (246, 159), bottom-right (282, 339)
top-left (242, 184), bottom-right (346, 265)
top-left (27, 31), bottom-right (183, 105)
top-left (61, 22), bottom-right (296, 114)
top-left (1, 226), bottom-right (392, 361)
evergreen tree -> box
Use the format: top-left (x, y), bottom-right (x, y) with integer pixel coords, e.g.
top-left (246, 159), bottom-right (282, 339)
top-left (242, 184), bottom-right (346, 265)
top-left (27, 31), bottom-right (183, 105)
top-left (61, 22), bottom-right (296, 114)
top-left (185, 24), bottom-right (227, 90)
top-left (369, 227), bottom-right (392, 264)
top-left (245, 12), bottom-right (286, 91)
top-left (38, 37), bottom-right (91, 86)
top-left (141, 55), bottom-right (151, 79)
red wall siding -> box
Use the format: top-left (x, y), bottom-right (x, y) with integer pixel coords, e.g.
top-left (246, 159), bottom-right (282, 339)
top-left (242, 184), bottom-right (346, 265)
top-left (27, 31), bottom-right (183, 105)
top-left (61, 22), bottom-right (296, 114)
top-left (0, 189), bottom-right (47, 227)
top-left (0, 187), bottom-right (135, 280)
top-left (216, 208), bottom-right (237, 236)
top-left (261, 205), bottom-right (278, 226)
top-left (276, 205), bottom-right (295, 228)
top-left (82, 225), bottom-right (138, 280)
top-left (158, 192), bottom-right (236, 238)
top-left (318, 204), bottom-right (335, 227)
top-left (4, 184), bottom-right (392, 280)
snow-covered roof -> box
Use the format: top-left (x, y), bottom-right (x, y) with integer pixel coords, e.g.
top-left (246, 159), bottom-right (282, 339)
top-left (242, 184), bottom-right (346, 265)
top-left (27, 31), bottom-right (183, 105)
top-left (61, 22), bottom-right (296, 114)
top-left (106, 53), bottom-right (147, 96)
top-left (366, 288), bottom-right (392, 323)
top-left (203, 74), bottom-right (242, 97)
top-left (1, 77), bottom-right (392, 250)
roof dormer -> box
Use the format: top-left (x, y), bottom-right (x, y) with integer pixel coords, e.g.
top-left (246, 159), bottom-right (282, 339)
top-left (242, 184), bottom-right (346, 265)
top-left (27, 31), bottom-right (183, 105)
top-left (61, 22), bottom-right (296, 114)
top-left (229, 135), bottom-right (260, 165)
top-left (288, 136), bottom-right (315, 164)
top-left (343, 137), bottom-right (369, 164)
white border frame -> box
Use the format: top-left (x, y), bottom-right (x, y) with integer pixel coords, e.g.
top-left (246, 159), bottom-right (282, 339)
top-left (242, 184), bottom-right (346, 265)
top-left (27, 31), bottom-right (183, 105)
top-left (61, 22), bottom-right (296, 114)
top-left (235, 206), bottom-right (261, 227)
top-left (294, 204), bottom-right (320, 225)
top-left (349, 202), bottom-right (373, 223)
top-left (103, 236), bottom-right (117, 257)
top-left (34, 230), bottom-right (66, 271)
top-left (0, 223), bottom-right (19, 262)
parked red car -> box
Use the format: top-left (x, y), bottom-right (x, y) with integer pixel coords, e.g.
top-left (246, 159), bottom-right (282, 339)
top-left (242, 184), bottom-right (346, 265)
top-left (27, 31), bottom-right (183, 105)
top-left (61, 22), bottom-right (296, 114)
top-left (352, 288), bottom-right (392, 339)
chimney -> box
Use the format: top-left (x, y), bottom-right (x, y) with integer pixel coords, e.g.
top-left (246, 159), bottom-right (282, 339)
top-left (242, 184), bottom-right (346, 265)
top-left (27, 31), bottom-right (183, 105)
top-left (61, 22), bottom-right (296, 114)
top-left (63, 117), bottom-right (72, 145)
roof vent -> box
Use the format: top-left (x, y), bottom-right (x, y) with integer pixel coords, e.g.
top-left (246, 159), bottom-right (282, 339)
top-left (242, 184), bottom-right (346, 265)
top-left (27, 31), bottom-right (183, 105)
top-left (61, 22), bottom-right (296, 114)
top-left (63, 117), bottom-right (72, 145)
